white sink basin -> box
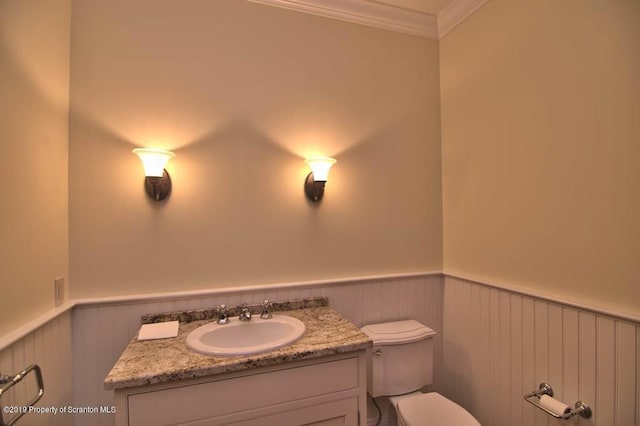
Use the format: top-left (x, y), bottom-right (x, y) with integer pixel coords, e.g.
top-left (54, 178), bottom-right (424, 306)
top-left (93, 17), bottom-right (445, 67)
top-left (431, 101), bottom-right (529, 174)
top-left (186, 315), bottom-right (306, 356)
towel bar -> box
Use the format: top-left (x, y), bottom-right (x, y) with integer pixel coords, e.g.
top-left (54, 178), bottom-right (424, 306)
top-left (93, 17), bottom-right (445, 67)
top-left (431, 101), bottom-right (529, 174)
top-left (0, 364), bottom-right (45, 426)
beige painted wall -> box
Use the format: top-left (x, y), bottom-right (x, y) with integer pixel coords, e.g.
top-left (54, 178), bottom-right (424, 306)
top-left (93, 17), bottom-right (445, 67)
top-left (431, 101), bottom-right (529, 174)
top-left (69, 0), bottom-right (443, 298)
top-left (441, 0), bottom-right (640, 315)
top-left (0, 0), bottom-right (71, 337)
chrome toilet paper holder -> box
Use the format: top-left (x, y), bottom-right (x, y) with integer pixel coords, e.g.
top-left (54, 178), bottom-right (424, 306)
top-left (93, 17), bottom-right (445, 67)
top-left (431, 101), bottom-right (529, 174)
top-left (524, 383), bottom-right (592, 420)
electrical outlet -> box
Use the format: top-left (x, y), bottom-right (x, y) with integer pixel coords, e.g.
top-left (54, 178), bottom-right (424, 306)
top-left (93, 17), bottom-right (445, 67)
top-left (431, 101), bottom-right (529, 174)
top-left (54, 277), bottom-right (64, 306)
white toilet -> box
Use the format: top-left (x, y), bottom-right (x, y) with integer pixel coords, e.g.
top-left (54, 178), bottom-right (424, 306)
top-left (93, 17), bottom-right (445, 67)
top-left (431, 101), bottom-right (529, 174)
top-left (361, 320), bottom-right (480, 426)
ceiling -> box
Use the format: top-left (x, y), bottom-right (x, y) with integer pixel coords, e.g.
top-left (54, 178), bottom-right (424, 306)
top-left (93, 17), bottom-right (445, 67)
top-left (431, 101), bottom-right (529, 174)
top-left (248, 0), bottom-right (489, 39)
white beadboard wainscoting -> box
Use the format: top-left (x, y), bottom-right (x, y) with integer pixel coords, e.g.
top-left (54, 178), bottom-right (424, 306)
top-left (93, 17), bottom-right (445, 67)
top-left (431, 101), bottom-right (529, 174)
top-left (3, 272), bottom-right (638, 426)
top-left (0, 310), bottom-right (73, 426)
top-left (72, 274), bottom-right (444, 426)
top-left (442, 276), bottom-right (640, 426)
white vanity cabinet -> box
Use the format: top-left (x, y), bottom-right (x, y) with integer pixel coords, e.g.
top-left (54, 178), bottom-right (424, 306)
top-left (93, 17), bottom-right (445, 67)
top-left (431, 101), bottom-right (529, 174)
top-left (113, 351), bottom-right (367, 426)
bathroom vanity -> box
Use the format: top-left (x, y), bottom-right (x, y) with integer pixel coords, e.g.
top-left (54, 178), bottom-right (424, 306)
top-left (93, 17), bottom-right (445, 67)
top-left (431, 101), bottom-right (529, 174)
top-left (105, 299), bottom-right (371, 426)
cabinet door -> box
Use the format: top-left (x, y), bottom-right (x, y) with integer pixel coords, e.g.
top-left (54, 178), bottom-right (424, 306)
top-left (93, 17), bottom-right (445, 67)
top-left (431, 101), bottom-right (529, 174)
top-left (128, 357), bottom-right (359, 426)
top-left (226, 397), bottom-right (359, 426)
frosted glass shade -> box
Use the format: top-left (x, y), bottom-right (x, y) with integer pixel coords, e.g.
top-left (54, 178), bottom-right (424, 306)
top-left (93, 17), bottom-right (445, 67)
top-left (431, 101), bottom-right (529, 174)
top-left (305, 156), bottom-right (336, 182)
top-left (133, 148), bottom-right (175, 177)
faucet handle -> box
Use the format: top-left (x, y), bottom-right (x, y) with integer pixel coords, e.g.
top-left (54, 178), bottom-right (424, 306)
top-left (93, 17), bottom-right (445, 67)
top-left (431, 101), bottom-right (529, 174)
top-left (216, 304), bottom-right (230, 324)
top-left (239, 304), bottom-right (252, 321)
top-left (260, 299), bottom-right (273, 319)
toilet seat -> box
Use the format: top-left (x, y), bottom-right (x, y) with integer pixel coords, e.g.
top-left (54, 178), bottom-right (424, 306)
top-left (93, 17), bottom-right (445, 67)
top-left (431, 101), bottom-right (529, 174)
top-left (392, 392), bottom-right (480, 426)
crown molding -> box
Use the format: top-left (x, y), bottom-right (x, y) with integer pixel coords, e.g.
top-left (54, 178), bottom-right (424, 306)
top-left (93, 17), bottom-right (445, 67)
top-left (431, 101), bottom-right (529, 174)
top-left (248, 0), bottom-right (488, 39)
top-left (437, 0), bottom-right (488, 38)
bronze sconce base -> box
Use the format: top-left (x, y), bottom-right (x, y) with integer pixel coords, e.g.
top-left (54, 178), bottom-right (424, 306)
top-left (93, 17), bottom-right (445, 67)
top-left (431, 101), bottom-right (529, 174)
top-left (304, 173), bottom-right (326, 202)
top-left (144, 170), bottom-right (172, 201)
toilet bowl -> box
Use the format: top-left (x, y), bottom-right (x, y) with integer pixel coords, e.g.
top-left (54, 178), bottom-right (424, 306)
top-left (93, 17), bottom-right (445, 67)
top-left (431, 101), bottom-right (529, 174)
top-left (361, 320), bottom-right (480, 426)
top-left (390, 392), bottom-right (480, 426)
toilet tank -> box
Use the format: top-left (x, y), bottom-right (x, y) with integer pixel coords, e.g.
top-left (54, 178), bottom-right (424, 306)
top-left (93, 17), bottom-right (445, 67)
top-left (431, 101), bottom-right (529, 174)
top-left (360, 320), bottom-right (436, 397)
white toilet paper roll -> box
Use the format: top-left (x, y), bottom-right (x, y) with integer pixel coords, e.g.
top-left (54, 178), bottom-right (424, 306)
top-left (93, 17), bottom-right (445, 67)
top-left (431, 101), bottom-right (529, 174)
top-left (539, 394), bottom-right (571, 417)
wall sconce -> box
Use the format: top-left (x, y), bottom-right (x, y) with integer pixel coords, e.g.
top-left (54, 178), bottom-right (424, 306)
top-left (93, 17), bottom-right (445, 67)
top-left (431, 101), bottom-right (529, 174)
top-left (304, 156), bottom-right (337, 202)
top-left (132, 148), bottom-right (175, 201)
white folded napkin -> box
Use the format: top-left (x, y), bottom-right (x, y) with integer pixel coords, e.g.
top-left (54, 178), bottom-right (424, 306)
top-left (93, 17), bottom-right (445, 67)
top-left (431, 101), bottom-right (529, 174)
top-left (137, 321), bottom-right (179, 341)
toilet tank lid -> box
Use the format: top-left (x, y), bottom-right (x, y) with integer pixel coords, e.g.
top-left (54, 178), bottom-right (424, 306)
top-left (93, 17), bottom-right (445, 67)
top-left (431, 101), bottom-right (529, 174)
top-left (360, 320), bottom-right (436, 345)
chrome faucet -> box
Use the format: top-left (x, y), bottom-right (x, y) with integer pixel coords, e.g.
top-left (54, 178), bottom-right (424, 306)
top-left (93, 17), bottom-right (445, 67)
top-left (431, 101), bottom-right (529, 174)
top-left (260, 299), bottom-right (273, 319)
top-left (239, 304), bottom-right (252, 321)
top-left (216, 304), bottom-right (230, 324)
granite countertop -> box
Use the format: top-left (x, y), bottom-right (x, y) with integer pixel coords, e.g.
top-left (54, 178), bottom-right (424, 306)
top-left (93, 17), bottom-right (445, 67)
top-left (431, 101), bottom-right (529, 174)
top-left (104, 298), bottom-right (372, 390)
